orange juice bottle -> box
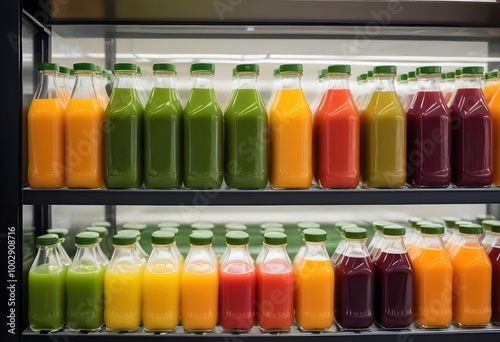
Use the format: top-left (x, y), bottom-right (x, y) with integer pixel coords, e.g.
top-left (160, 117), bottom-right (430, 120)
top-left (411, 223), bottom-right (452, 328)
top-left (484, 70), bottom-right (500, 104)
top-left (441, 216), bottom-right (462, 246)
top-left (181, 233), bottom-right (218, 332)
top-left (268, 64), bottom-right (312, 189)
top-left (449, 223), bottom-right (492, 327)
top-left (294, 228), bottom-right (334, 332)
top-left (487, 74), bottom-right (500, 185)
top-left (27, 63), bottom-right (66, 188)
top-left (65, 63), bottom-right (105, 189)
top-left (445, 220), bottom-right (473, 256)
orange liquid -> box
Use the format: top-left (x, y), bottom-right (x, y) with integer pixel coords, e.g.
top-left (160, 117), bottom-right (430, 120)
top-left (488, 87), bottom-right (500, 185)
top-left (484, 81), bottom-right (500, 105)
top-left (28, 98), bottom-right (66, 188)
top-left (450, 245), bottom-right (492, 326)
top-left (268, 89), bottom-right (313, 189)
top-left (65, 98), bottom-right (105, 188)
top-left (412, 247), bottom-right (453, 328)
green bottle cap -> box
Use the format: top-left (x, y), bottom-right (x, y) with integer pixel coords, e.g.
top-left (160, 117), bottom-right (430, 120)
top-left (225, 231), bottom-right (250, 245)
top-left (319, 68), bottom-right (328, 79)
top-left (37, 63), bottom-right (59, 71)
top-left (235, 63), bottom-right (259, 74)
top-left (416, 221), bottom-right (434, 230)
top-left (372, 221), bottom-right (394, 232)
top-left (373, 65), bottom-right (397, 75)
top-left (263, 232), bottom-right (287, 245)
top-left (408, 217), bottom-right (423, 228)
top-left (191, 222), bottom-right (215, 230)
top-left (112, 234), bottom-right (137, 246)
top-left (103, 69), bottom-right (112, 79)
top-left (69, 69), bottom-right (74, 76)
top-left (441, 73), bottom-right (446, 80)
top-left (113, 63), bottom-right (138, 72)
top-left (159, 227), bottom-right (179, 235)
top-left (224, 223), bottom-right (248, 231)
top-left (260, 222), bottom-right (284, 229)
top-left (273, 68), bottom-right (280, 77)
top-left (91, 221), bottom-right (111, 228)
top-left (117, 229), bottom-right (141, 240)
top-left (327, 64), bottom-right (351, 74)
top-left (157, 221), bottom-right (180, 228)
top-left (46, 228), bottom-right (69, 239)
top-left (85, 226), bottom-right (108, 238)
top-left (485, 70), bottom-right (499, 80)
top-left (344, 227), bottom-right (367, 239)
top-left (458, 223), bottom-right (483, 235)
top-left (190, 63), bottom-right (215, 73)
top-left (297, 222), bottom-right (321, 230)
top-left (335, 221), bottom-right (357, 232)
top-left (481, 220), bottom-right (499, 231)
top-left (455, 220), bottom-right (473, 229)
top-left (359, 73), bottom-right (368, 81)
top-left (36, 233), bottom-right (60, 246)
top-left (397, 74), bottom-right (408, 82)
top-left (192, 230), bottom-right (214, 238)
top-left (491, 221), bottom-right (500, 233)
top-left (446, 71), bottom-right (455, 79)
top-left (73, 63), bottom-right (96, 72)
top-left (455, 68), bottom-right (462, 77)
top-left (382, 224), bottom-right (406, 236)
top-left (303, 228), bottom-right (327, 242)
top-left (420, 223), bottom-right (445, 235)
top-left (441, 216), bottom-right (462, 228)
top-left (153, 63), bottom-right (176, 73)
top-left (260, 227), bottom-right (285, 236)
top-left (122, 223), bottom-right (147, 231)
top-left (367, 70), bottom-right (374, 78)
top-left (461, 66), bottom-right (484, 75)
top-left (417, 66), bottom-right (441, 75)
top-left (59, 66), bottom-right (71, 74)
top-left (136, 66), bottom-right (142, 75)
top-left (151, 231), bottom-right (175, 245)
top-left (189, 233), bottom-right (212, 245)
top-left (408, 71), bottom-right (416, 79)
top-left (95, 65), bottom-right (103, 74)
top-left (476, 214), bottom-right (496, 224)
top-left (75, 231), bottom-right (100, 245)
top-left (279, 64), bottom-right (303, 73)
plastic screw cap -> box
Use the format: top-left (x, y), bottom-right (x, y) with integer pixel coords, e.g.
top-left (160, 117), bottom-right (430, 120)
top-left (482, 220), bottom-right (500, 231)
top-left (408, 217), bottom-right (423, 228)
top-left (344, 227), bottom-right (367, 239)
top-left (225, 223), bottom-right (248, 231)
top-left (458, 223), bottom-right (483, 235)
top-left (303, 228), bottom-right (327, 242)
top-left (263, 232), bottom-right (287, 245)
top-left (374, 65), bottom-right (397, 75)
top-left (75, 231), bottom-right (100, 245)
top-left (46, 228), bottom-right (69, 239)
top-left (225, 231), bottom-right (250, 245)
top-left (37, 63), bottom-right (59, 71)
top-left (190, 63), bottom-right (215, 73)
top-left (279, 64), bottom-right (303, 73)
top-left (260, 222), bottom-right (284, 229)
top-left (159, 227), bottom-right (179, 235)
top-left (85, 226), bottom-right (108, 237)
top-left (59, 66), bottom-right (71, 74)
top-left (491, 221), bottom-right (500, 233)
top-left (441, 216), bottom-right (462, 228)
top-left (373, 221), bottom-right (394, 231)
top-left (260, 227), bottom-right (285, 236)
top-left (91, 221), bottom-right (111, 228)
top-left (417, 66), bottom-right (441, 75)
top-left (454, 220), bottom-right (473, 229)
top-left (327, 64), bottom-right (351, 74)
top-left (153, 63), bottom-right (176, 73)
top-left (157, 221), bottom-right (180, 228)
top-left (235, 64), bottom-right (259, 74)
top-left (112, 234), bottom-right (137, 246)
top-left (36, 233), bottom-right (60, 246)
top-left (382, 224), bottom-right (406, 236)
top-left (420, 223), bottom-right (445, 235)
top-left (397, 74), bottom-right (408, 82)
top-left (189, 232), bottom-right (213, 245)
top-left (113, 63), bottom-right (138, 72)
top-left (151, 231), bottom-right (175, 245)
top-left (297, 222), bottom-right (321, 230)
top-left (117, 229), bottom-right (141, 240)
top-left (461, 66), bottom-right (484, 75)
top-left (122, 223), bottom-right (147, 231)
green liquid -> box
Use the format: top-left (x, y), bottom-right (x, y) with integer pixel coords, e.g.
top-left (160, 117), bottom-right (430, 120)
top-left (183, 88), bottom-right (223, 189)
top-left (224, 88), bottom-right (268, 189)
top-left (144, 88), bottom-right (183, 188)
top-left (66, 264), bottom-right (105, 331)
top-left (104, 88), bottom-right (144, 188)
top-left (28, 264), bottom-right (66, 331)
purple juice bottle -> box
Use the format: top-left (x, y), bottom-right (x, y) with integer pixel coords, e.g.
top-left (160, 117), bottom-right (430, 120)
top-left (406, 66), bottom-right (451, 187)
top-left (374, 224), bottom-right (413, 329)
top-left (335, 227), bottom-right (374, 330)
top-left (449, 66), bottom-right (493, 187)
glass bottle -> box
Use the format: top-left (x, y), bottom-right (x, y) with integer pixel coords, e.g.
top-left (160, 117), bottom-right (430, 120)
top-left (181, 233), bottom-right (219, 332)
top-left (144, 63), bottom-right (183, 189)
top-left (442, 71), bottom-right (455, 104)
top-left (183, 63), bottom-right (223, 189)
top-left (450, 66), bottom-right (493, 187)
top-left (368, 221), bottom-right (393, 260)
top-left (487, 221), bottom-right (500, 324)
top-left (121, 222), bottom-right (149, 254)
top-left (293, 222), bottom-right (320, 267)
top-left (449, 224), bottom-right (492, 327)
top-left (224, 63), bottom-right (268, 189)
top-left (358, 70), bottom-right (374, 112)
top-left (65, 62), bottom-right (105, 189)
top-left (27, 62), bottom-right (66, 188)
top-left (142, 231), bottom-right (181, 332)
top-left (28, 234), bottom-right (66, 332)
top-left (354, 73), bottom-right (368, 108)
top-left (406, 66), bottom-right (451, 188)
top-left (58, 65), bottom-right (72, 104)
top-left (402, 70), bottom-right (417, 111)
top-left (159, 227), bottom-right (185, 266)
top-left (441, 216), bottom-right (462, 246)
top-left (116, 229), bottom-right (148, 263)
top-left (46, 228), bottom-right (72, 267)
top-left (445, 220), bottom-right (473, 256)
top-left (396, 73), bottom-right (408, 104)
top-left (94, 65), bottom-right (110, 107)
top-left (407, 220), bottom-right (433, 259)
top-left (314, 64), bottom-right (360, 189)
top-left (85, 226), bottom-right (112, 263)
top-left (294, 228), bottom-right (334, 332)
top-left (268, 63), bottom-right (313, 189)
top-left (267, 68), bottom-right (281, 113)
top-left (256, 227), bottom-right (285, 266)
top-left (360, 65), bottom-right (406, 189)
top-left (331, 223), bottom-right (358, 267)
top-left (135, 66), bottom-right (149, 107)
top-left (483, 69), bottom-right (500, 104)
top-left (104, 62), bottom-right (144, 189)
top-left (257, 232), bottom-right (294, 332)
top-left (104, 234), bottom-right (143, 332)
top-left (373, 224), bottom-right (413, 329)
top-left (91, 220), bottom-right (114, 257)
top-left (481, 219), bottom-right (499, 251)
top-left (66, 231), bottom-right (105, 332)
top-left (335, 227), bottom-right (374, 330)
top-left (404, 217), bottom-right (423, 245)
top-left (310, 68), bottom-right (327, 114)
top-left (219, 231), bottom-right (255, 332)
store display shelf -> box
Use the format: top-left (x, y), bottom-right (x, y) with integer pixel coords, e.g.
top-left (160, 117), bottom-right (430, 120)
top-left (22, 186), bottom-right (500, 206)
top-left (21, 324), bottom-right (500, 342)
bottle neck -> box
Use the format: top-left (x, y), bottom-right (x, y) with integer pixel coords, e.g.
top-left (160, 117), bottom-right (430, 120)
top-left (148, 243), bottom-right (179, 267)
top-left (110, 243), bottom-right (143, 266)
top-left (456, 75), bottom-right (483, 89)
top-left (56, 241), bottom-right (71, 265)
top-left (33, 245), bottom-right (62, 269)
top-left (114, 71), bottom-right (138, 89)
top-left (262, 244), bottom-right (291, 264)
top-left (325, 73), bottom-right (350, 90)
top-left (344, 238), bottom-right (370, 258)
top-left (457, 233), bottom-right (483, 248)
top-left (373, 74), bottom-right (397, 92)
top-left (191, 72), bottom-right (215, 89)
top-left (304, 241), bottom-right (329, 260)
top-left (280, 72), bottom-right (302, 90)
top-left (415, 74), bottom-right (442, 92)
top-left (221, 244), bottom-right (253, 265)
top-left (71, 244), bottom-right (100, 269)
top-left (419, 234), bottom-right (445, 249)
top-left (72, 72), bottom-right (99, 99)
top-left (491, 232), bottom-right (500, 248)
top-left (34, 70), bottom-right (62, 99)
top-left (380, 235), bottom-right (407, 253)
top-left (153, 72), bottom-right (177, 88)
top-left (235, 73), bottom-right (258, 89)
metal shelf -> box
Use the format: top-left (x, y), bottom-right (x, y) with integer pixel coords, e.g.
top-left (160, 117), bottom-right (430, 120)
top-left (22, 186), bottom-right (500, 206)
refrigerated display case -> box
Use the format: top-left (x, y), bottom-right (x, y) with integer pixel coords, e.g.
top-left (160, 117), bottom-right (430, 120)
top-left (3, 1), bottom-right (500, 342)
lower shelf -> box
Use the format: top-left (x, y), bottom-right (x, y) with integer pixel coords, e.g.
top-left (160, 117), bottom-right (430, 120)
top-left (22, 323), bottom-right (500, 342)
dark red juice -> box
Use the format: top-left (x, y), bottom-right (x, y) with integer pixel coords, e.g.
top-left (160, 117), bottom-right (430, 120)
top-left (450, 88), bottom-right (493, 187)
top-left (406, 91), bottom-right (451, 187)
top-left (489, 246), bottom-right (500, 323)
top-left (374, 251), bottom-right (413, 329)
top-left (335, 256), bottom-right (374, 329)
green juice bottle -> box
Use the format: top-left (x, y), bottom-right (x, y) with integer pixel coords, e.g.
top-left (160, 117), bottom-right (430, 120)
top-left (104, 63), bottom-right (144, 188)
top-left (183, 63), bottom-right (223, 189)
top-left (144, 63), bottom-right (183, 188)
top-left (224, 64), bottom-right (268, 189)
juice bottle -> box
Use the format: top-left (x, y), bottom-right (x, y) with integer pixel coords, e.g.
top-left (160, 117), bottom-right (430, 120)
top-left (266, 68), bottom-right (281, 113)
top-left (116, 229), bottom-right (148, 264)
top-left (158, 227), bottom-right (184, 267)
top-left (406, 66), bottom-right (451, 188)
top-left (28, 234), bottom-right (66, 332)
top-left (407, 220), bottom-right (433, 259)
top-left (218, 231), bottom-right (255, 332)
top-left (335, 227), bottom-right (374, 330)
top-left (404, 217), bottom-right (423, 247)
top-left (104, 234), bottom-right (143, 332)
top-left (310, 68), bottom-right (328, 114)
top-left (488, 78), bottom-right (500, 186)
top-left (368, 221), bottom-right (393, 260)
top-left (442, 71), bottom-right (455, 104)
top-left (104, 63), bottom-right (144, 188)
top-left (181, 233), bottom-right (218, 332)
top-left (481, 219), bottom-right (499, 251)
top-left (91, 221), bottom-right (113, 258)
top-left (449, 223), bottom-right (492, 327)
top-left (373, 224), bottom-right (413, 329)
top-left (27, 62), bottom-right (66, 188)
top-left (144, 63), bottom-right (183, 189)
top-left (183, 63), bottom-right (223, 189)
top-left (224, 64), bottom-right (268, 189)
top-left (401, 70), bottom-right (417, 111)
top-left (484, 69), bottom-right (500, 104)
top-left (488, 221), bottom-right (500, 324)
top-left (256, 227), bottom-right (285, 266)
top-left (256, 232), bottom-right (294, 332)
top-left (293, 222), bottom-right (320, 267)
top-left (331, 223), bottom-right (358, 267)
top-left (66, 232), bottom-right (105, 332)
top-left (445, 220), bottom-right (473, 256)
top-left (268, 64), bottom-right (313, 189)
top-left (360, 65), bottom-right (406, 189)
top-left (358, 70), bottom-right (374, 112)
top-left (411, 224), bottom-right (453, 328)
top-left (57, 65), bottom-right (72, 105)
top-left (121, 222), bottom-right (149, 253)
top-left (294, 228), bottom-right (334, 332)
top-left (85, 226), bottom-right (111, 263)
top-left (94, 65), bottom-right (110, 107)
top-left (396, 73), bottom-right (408, 104)
top-left (441, 216), bottom-right (462, 246)
top-left (65, 62), bottom-right (105, 189)
top-left (450, 66), bottom-right (493, 187)
top-left (314, 64), bottom-right (360, 189)
top-left (142, 231), bottom-right (181, 332)
top-left (46, 228), bottom-right (72, 268)
top-left (354, 73), bottom-right (368, 108)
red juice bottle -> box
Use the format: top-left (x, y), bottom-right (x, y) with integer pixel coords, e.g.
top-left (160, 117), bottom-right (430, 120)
top-left (374, 224), bottom-right (413, 329)
top-left (256, 232), bottom-right (294, 332)
top-left (450, 66), bottom-right (493, 187)
top-left (406, 66), bottom-right (451, 187)
top-left (218, 231), bottom-right (255, 332)
top-left (488, 221), bottom-right (500, 324)
top-left (335, 227), bottom-right (374, 330)
top-left (314, 64), bottom-right (360, 188)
